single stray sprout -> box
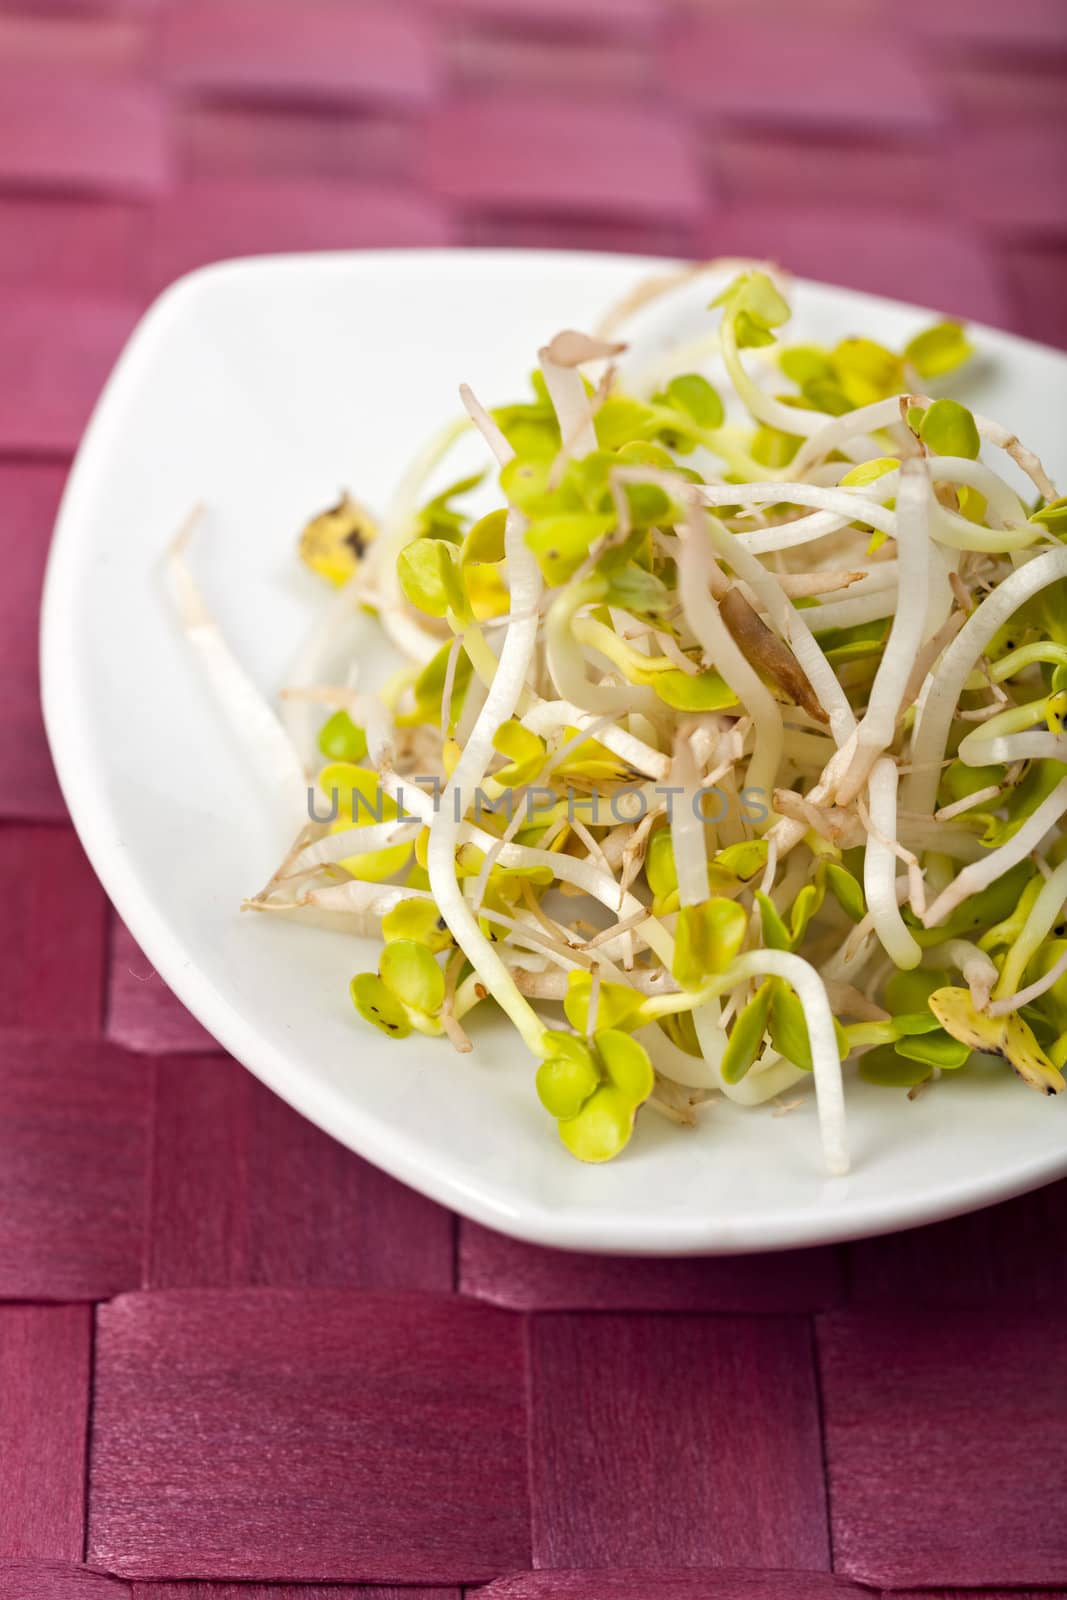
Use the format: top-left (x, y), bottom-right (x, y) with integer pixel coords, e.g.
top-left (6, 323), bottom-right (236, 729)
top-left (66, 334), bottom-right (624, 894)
top-left (223, 258), bottom-right (1066, 1178)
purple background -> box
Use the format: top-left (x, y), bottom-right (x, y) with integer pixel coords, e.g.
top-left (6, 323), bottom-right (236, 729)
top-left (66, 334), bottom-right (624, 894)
top-left (2, 1), bottom-right (1067, 1594)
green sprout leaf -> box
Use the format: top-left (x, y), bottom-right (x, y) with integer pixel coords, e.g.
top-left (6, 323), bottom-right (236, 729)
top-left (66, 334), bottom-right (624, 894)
top-left (919, 398), bottom-right (981, 461)
top-left (664, 373), bottom-right (725, 430)
top-left (883, 967), bottom-right (951, 1014)
top-left (596, 1029), bottom-right (655, 1105)
top-left (904, 321), bottom-right (973, 380)
top-left (672, 897), bottom-right (748, 991)
top-left (755, 890), bottom-right (792, 952)
top-left (397, 537), bottom-right (466, 619)
top-left (823, 861), bottom-right (865, 922)
top-left (350, 972), bottom-right (411, 1039)
top-left (380, 899), bottom-right (452, 953)
top-left (463, 508), bottom-right (507, 565)
top-left (379, 939), bottom-right (446, 1016)
top-left (909, 860), bottom-right (1033, 947)
top-left (525, 512), bottom-right (615, 584)
top-left (768, 979), bottom-right (813, 1069)
top-left (593, 396), bottom-right (662, 452)
top-left (714, 271), bottom-right (790, 330)
top-left (859, 1044), bottom-right (932, 1088)
top-left (415, 471), bottom-right (484, 543)
top-left (801, 378), bottom-right (853, 416)
top-left (715, 840), bottom-right (769, 881)
top-left (789, 880), bottom-right (825, 946)
top-left (408, 637), bottom-right (473, 728)
top-left (536, 1032), bottom-right (600, 1119)
top-left (500, 455), bottom-right (568, 517)
top-left (768, 980), bottom-right (847, 1071)
top-left (646, 828), bottom-right (678, 905)
top-left (317, 761), bottom-right (413, 883)
top-left (558, 1085), bottom-right (639, 1163)
top-left (831, 338), bottom-right (903, 406)
top-left (750, 424), bottom-right (800, 468)
top-left (893, 1029), bottom-right (971, 1069)
top-left (564, 972), bottom-right (644, 1034)
top-left (1030, 496), bottom-right (1067, 536)
top-left (779, 345), bottom-right (833, 386)
top-left (317, 709), bottom-right (367, 765)
top-left (721, 979), bottom-right (774, 1083)
top-left (603, 565), bottom-right (672, 616)
top-left (890, 1011), bottom-right (943, 1037)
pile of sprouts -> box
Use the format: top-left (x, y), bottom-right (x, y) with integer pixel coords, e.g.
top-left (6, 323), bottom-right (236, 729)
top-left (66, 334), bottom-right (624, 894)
top-left (174, 261), bottom-right (1067, 1174)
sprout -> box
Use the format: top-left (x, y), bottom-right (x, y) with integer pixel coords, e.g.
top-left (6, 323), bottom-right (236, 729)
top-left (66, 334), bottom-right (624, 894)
top-left (298, 492), bottom-right (377, 587)
top-left (904, 321), bottom-right (973, 380)
top-left (217, 259), bottom-right (1067, 1176)
top-left (929, 988), bottom-right (1064, 1094)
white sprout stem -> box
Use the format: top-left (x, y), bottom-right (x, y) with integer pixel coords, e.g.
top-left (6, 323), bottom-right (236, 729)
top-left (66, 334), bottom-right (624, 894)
top-left (736, 508), bottom-right (853, 558)
top-left (863, 758), bottom-right (922, 970)
top-left (637, 1019), bottom-right (723, 1091)
top-left (923, 778), bottom-right (1067, 929)
top-left (671, 728), bottom-right (711, 907)
top-left (993, 859), bottom-right (1067, 1002)
top-left (428, 505), bottom-right (546, 1052)
top-left (988, 947), bottom-right (1067, 1019)
top-left (822, 873), bottom-right (909, 984)
top-left (284, 819), bottom-right (421, 876)
top-left (700, 480), bottom-right (898, 539)
top-left (719, 1049), bottom-right (809, 1106)
top-left (726, 949), bottom-right (848, 1175)
top-left (496, 845), bottom-right (675, 967)
top-left (372, 414), bottom-right (472, 660)
top-left (836, 460), bottom-right (934, 805)
top-left (678, 503), bottom-right (783, 810)
top-left (701, 514), bottom-right (856, 745)
top-left (281, 582), bottom-right (368, 768)
top-left (522, 699), bottom-right (671, 781)
top-left (547, 583), bottom-right (656, 719)
top-left (958, 727), bottom-right (1067, 767)
top-left (789, 397), bottom-right (911, 476)
top-left (426, 393), bottom-right (548, 1055)
top-left (458, 383), bottom-right (511, 461)
top-left (304, 880), bottom-right (431, 917)
top-left (935, 786), bottom-right (1003, 823)
top-left (538, 334), bottom-right (603, 458)
top-left (720, 313), bottom-right (850, 445)
top-left (569, 615), bottom-right (667, 721)
top-left (168, 513), bottom-right (308, 834)
top-left (706, 471), bottom-right (1037, 558)
top-left (806, 591), bottom-right (899, 634)
top-left (969, 409), bottom-right (1058, 502)
top-left (904, 548), bottom-right (1067, 815)
top-left (844, 457), bottom-right (1027, 530)
top-left (924, 939), bottom-right (998, 1010)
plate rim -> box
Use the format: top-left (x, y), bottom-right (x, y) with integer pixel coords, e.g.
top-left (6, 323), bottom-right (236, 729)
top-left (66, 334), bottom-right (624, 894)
top-left (40, 246), bottom-right (1067, 1255)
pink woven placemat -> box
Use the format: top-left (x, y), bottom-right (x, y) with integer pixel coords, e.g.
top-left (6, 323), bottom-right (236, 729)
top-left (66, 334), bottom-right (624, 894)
top-left (3, 2), bottom-right (1067, 1595)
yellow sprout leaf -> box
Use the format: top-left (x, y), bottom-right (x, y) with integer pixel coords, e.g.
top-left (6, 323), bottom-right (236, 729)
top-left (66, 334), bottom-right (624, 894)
top-left (298, 492), bottom-right (377, 586)
top-left (564, 972), bottom-right (644, 1034)
top-left (318, 762), bottom-right (412, 883)
top-left (558, 1086), bottom-right (638, 1163)
top-left (492, 720), bottom-right (546, 787)
top-left (928, 987), bottom-right (1065, 1096)
top-left (839, 457), bottom-right (899, 490)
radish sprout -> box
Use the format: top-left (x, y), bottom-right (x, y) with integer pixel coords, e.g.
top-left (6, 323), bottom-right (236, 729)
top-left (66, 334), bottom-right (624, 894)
top-left (224, 263), bottom-right (1066, 1171)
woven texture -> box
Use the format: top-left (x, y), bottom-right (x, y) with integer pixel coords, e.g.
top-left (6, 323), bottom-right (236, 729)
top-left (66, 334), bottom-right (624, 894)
top-left (3, 1), bottom-right (1067, 1595)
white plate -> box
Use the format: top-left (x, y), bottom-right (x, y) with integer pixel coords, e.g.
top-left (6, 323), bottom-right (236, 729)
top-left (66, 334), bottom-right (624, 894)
top-left (41, 249), bottom-right (1067, 1254)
